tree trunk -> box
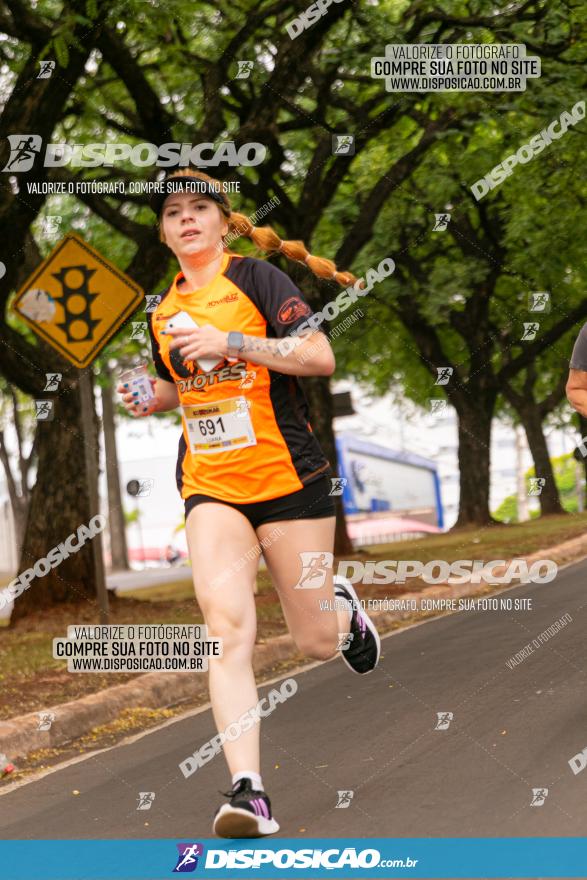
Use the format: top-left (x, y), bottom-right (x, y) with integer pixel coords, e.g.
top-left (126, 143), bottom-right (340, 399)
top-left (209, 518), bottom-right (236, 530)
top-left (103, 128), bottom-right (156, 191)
top-left (453, 396), bottom-right (496, 528)
top-left (10, 379), bottom-right (102, 622)
top-left (300, 374), bottom-right (353, 556)
top-left (515, 426), bottom-right (530, 522)
top-left (0, 439), bottom-right (27, 554)
top-left (0, 391), bottom-right (39, 556)
top-left (517, 404), bottom-right (564, 515)
top-left (100, 365), bottom-right (129, 572)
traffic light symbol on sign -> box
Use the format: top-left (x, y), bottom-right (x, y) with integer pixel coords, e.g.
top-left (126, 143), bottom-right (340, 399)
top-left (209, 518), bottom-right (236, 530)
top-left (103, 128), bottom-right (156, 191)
top-left (52, 264), bottom-right (101, 343)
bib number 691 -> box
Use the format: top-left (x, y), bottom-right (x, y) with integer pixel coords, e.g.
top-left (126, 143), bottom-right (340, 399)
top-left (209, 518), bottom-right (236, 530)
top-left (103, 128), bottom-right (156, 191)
top-left (198, 416), bottom-right (225, 436)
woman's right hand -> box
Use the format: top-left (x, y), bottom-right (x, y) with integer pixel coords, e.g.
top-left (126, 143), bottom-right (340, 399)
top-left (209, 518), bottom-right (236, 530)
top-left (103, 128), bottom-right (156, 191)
top-left (116, 377), bottom-right (159, 417)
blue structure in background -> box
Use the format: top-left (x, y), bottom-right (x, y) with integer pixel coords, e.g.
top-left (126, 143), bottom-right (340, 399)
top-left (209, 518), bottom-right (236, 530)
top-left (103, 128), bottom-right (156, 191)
top-left (335, 433), bottom-right (444, 530)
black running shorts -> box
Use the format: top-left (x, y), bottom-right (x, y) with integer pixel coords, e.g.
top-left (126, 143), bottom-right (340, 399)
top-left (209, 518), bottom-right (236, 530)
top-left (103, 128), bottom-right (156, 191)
top-left (184, 475), bottom-right (336, 530)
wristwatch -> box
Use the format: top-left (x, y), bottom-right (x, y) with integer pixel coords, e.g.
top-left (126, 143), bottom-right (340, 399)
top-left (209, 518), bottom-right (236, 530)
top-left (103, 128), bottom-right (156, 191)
top-left (227, 331), bottom-right (245, 358)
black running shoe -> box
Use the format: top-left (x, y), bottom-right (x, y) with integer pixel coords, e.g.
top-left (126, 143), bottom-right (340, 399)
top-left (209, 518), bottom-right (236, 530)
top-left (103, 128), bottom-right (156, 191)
top-left (334, 577), bottom-right (381, 674)
top-left (213, 777), bottom-right (280, 838)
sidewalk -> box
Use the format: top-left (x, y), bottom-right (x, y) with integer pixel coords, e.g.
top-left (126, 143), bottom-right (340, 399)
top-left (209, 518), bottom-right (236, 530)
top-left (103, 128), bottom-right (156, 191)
top-left (106, 564), bottom-right (193, 592)
top-left (0, 558), bottom-right (269, 596)
top-left (109, 558), bottom-right (266, 592)
top-left (0, 565), bottom-right (195, 618)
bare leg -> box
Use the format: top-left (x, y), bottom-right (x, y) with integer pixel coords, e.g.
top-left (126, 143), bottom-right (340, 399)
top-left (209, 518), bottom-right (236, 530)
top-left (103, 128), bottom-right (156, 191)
top-left (185, 503), bottom-right (262, 776)
top-left (256, 515), bottom-right (351, 659)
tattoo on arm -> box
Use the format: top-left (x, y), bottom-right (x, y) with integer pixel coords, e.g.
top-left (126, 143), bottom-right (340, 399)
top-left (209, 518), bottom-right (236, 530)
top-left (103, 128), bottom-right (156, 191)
top-left (241, 336), bottom-right (286, 355)
top-left (241, 330), bottom-right (314, 357)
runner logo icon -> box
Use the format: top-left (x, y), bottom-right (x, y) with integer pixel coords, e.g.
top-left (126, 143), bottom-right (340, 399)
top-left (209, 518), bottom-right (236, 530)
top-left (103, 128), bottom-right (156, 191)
top-left (3, 134), bottom-right (42, 171)
top-left (295, 551), bottom-right (333, 589)
top-left (173, 843), bottom-right (204, 872)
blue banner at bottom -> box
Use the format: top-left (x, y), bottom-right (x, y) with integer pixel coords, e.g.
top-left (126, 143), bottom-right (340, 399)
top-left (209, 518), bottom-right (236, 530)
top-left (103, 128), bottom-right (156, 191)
top-left (1, 837), bottom-right (586, 879)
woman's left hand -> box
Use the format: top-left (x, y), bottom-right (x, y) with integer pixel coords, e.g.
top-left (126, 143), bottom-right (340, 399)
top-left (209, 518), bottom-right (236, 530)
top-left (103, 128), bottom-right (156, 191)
top-left (164, 324), bottom-right (229, 362)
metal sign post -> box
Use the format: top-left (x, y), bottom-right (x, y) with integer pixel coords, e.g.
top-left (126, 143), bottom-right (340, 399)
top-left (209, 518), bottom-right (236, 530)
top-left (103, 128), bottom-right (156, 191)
top-left (80, 368), bottom-right (109, 624)
top-left (127, 479), bottom-right (145, 569)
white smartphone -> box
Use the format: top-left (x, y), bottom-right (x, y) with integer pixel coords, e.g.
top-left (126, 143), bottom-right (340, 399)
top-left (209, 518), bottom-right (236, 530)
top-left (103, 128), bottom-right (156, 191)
top-left (165, 311), bottom-right (222, 373)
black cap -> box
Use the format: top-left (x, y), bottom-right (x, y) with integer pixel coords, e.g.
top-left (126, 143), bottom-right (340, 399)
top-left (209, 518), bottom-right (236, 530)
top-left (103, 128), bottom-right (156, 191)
top-left (150, 175), bottom-right (229, 217)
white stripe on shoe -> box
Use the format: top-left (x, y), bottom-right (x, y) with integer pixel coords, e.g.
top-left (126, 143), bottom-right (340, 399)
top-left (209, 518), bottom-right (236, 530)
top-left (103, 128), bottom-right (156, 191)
top-left (213, 803), bottom-right (280, 838)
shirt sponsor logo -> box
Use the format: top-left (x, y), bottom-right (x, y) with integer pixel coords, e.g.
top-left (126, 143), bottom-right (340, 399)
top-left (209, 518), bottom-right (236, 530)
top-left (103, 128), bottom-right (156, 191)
top-left (177, 360), bottom-right (247, 393)
top-left (277, 296), bottom-right (312, 324)
top-left (206, 293), bottom-right (239, 307)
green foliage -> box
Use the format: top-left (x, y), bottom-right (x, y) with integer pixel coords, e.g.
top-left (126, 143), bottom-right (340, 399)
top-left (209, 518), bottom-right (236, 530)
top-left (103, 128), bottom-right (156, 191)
top-left (52, 35), bottom-right (69, 68)
top-left (493, 494), bottom-right (518, 524)
top-left (123, 508), bottom-right (140, 525)
top-left (493, 453), bottom-right (584, 520)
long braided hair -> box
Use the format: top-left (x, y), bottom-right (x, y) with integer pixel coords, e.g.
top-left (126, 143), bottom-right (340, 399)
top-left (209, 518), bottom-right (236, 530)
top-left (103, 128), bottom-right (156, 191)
top-left (157, 167), bottom-right (362, 288)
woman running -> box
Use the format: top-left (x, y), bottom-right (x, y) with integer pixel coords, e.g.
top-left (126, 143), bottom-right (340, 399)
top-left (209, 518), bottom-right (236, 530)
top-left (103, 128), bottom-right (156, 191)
top-left (117, 167), bottom-right (381, 838)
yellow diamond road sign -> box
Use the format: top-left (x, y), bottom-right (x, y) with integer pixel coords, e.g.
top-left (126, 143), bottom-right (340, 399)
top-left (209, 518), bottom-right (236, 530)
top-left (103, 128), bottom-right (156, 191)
top-left (11, 232), bottom-right (144, 368)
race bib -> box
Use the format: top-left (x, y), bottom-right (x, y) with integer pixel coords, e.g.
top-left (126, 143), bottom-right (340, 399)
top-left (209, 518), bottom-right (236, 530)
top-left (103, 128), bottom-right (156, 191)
top-left (183, 396), bottom-right (256, 455)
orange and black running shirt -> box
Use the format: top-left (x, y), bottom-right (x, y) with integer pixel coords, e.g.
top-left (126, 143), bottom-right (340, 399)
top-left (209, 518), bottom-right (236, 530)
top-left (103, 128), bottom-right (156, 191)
top-left (147, 252), bottom-right (332, 504)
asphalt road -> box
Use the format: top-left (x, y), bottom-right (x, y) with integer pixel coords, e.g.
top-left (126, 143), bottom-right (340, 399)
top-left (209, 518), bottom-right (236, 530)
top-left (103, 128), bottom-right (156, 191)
top-left (2, 559), bottom-right (587, 841)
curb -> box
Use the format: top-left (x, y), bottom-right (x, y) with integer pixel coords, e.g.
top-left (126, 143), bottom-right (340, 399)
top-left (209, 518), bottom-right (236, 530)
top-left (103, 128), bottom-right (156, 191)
top-left (1, 536), bottom-right (585, 762)
top-left (0, 632), bottom-right (300, 762)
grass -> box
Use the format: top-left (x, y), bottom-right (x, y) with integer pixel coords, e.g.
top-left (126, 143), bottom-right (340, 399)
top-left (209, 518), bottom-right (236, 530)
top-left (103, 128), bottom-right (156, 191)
top-left (363, 511), bottom-right (587, 562)
top-left (1, 511), bottom-right (586, 721)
